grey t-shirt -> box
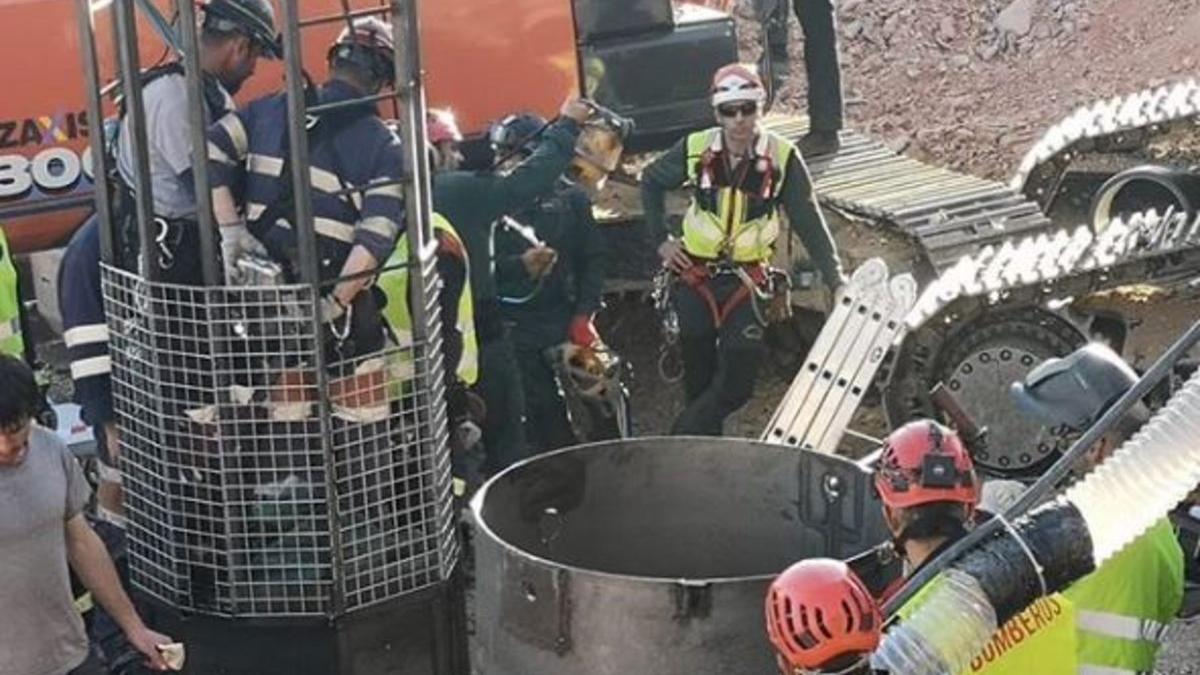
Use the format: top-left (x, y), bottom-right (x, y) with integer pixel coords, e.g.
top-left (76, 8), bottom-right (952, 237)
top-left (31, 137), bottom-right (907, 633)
top-left (0, 426), bottom-right (92, 675)
top-left (117, 73), bottom-right (230, 220)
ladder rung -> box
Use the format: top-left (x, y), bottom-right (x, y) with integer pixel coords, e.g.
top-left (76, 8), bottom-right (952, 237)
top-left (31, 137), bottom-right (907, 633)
top-left (298, 5), bottom-right (392, 28)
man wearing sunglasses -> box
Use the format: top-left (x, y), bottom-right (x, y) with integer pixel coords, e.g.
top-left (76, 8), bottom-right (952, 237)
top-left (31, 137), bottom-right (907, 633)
top-left (641, 62), bottom-right (844, 436)
top-left (766, 558), bottom-right (883, 674)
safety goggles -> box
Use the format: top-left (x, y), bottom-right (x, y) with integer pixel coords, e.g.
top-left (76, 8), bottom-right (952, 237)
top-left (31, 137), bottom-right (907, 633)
top-left (777, 653), bottom-right (872, 675)
top-left (717, 101), bottom-right (759, 118)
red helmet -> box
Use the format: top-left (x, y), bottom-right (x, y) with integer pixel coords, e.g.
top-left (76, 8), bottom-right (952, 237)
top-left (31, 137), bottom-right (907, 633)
top-left (711, 63), bottom-right (766, 107)
top-left (765, 559), bottom-right (882, 672)
top-left (427, 109), bottom-right (462, 145)
top-left (874, 420), bottom-right (979, 510)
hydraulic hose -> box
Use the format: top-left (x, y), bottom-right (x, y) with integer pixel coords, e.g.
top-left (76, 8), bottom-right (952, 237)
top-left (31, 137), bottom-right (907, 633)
top-left (873, 363), bottom-right (1200, 674)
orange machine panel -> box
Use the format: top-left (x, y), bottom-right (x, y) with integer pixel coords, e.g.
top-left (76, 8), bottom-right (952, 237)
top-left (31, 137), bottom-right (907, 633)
top-left (422, 0), bottom-right (581, 133)
top-left (0, 0), bottom-right (580, 253)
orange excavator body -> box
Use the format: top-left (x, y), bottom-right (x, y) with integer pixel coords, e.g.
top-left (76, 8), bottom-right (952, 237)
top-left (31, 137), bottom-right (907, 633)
top-left (0, 0), bottom-right (579, 253)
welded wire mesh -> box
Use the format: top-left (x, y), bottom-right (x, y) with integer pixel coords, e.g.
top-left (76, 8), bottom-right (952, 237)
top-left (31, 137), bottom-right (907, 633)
top-left (103, 261), bottom-right (456, 617)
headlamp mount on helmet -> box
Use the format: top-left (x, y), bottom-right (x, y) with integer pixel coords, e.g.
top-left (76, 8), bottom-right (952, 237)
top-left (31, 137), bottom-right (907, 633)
top-left (328, 18), bottom-right (397, 89)
top-left (202, 0), bottom-right (281, 59)
top-left (874, 420), bottom-right (979, 510)
top-left (489, 113), bottom-right (549, 163)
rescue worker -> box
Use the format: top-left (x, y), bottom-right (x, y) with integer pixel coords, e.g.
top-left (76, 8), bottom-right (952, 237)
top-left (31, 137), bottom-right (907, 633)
top-left (376, 109), bottom-right (480, 494)
top-left (427, 108), bottom-right (465, 172)
top-left (765, 558), bottom-right (882, 674)
top-left (0, 225), bottom-right (26, 360)
top-left (641, 63), bottom-right (844, 436)
top-left (114, 0), bottom-right (279, 283)
top-left (64, 0), bottom-right (278, 517)
top-left (491, 112), bottom-right (609, 453)
top-left (59, 220), bottom-right (123, 525)
top-left (1011, 343), bottom-right (1185, 674)
top-left (209, 16), bottom-right (405, 395)
top-left (432, 98), bottom-right (592, 473)
top-left (874, 420), bottom-right (1079, 673)
top-left (755, 0), bottom-right (844, 155)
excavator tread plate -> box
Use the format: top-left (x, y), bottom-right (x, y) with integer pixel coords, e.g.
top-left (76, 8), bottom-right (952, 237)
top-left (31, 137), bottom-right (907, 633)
top-left (900, 194), bottom-right (1034, 226)
top-left (912, 205), bottom-right (1046, 242)
top-left (924, 213), bottom-right (1055, 254)
top-left (763, 114), bottom-right (1060, 273)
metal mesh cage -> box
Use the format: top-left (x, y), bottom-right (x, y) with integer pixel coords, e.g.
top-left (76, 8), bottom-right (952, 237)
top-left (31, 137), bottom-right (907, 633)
top-left (103, 260), bottom-right (457, 618)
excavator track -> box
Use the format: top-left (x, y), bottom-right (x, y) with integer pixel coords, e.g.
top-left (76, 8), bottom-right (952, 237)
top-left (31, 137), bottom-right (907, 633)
top-left (759, 114), bottom-right (1200, 476)
top-left (1012, 80), bottom-right (1200, 225)
top-left (888, 210), bottom-right (1200, 475)
top-left (761, 115), bottom-right (1056, 277)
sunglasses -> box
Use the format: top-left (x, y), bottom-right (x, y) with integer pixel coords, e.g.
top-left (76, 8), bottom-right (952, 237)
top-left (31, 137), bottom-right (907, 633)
top-left (718, 102), bottom-right (759, 118)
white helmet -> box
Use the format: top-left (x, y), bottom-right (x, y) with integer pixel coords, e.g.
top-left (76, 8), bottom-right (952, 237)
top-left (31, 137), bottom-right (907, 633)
top-left (710, 63), bottom-right (767, 107)
top-left (328, 17), bottom-right (397, 86)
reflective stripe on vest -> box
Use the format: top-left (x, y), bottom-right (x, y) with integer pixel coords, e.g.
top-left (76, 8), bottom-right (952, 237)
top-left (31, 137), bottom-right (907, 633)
top-left (1077, 612), bottom-right (1170, 644)
top-left (0, 227), bottom-right (24, 358)
top-left (377, 213), bottom-right (478, 386)
top-left (1064, 520), bottom-right (1183, 674)
top-left (0, 318), bottom-right (19, 340)
top-left (680, 128), bottom-right (793, 263)
top-left (1078, 666), bottom-right (1151, 675)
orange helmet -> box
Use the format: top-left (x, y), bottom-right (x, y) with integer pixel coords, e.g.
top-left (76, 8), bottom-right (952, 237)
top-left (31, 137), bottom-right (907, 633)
top-left (765, 559), bottom-right (881, 673)
top-left (874, 420), bottom-right (979, 510)
top-left (711, 63), bottom-right (766, 107)
top-left (427, 109), bottom-right (462, 145)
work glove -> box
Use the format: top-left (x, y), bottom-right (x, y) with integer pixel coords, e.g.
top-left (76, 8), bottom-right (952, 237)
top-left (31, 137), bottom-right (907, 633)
top-left (319, 295), bottom-right (348, 323)
top-left (656, 237), bottom-right (692, 274)
top-left (827, 272), bottom-right (849, 295)
top-left (559, 97), bottom-right (592, 125)
top-left (219, 222), bottom-right (265, 285)
top-left (521, 245), bottom-right (558, 280)
top-left (823, 272), bottom-right (849, 314)
top-left (568, 314), bottom-right (601, 349)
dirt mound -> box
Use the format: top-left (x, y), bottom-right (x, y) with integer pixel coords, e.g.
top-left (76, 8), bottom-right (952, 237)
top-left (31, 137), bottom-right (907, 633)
top-left (740, 0), bottom-right (1200, 180)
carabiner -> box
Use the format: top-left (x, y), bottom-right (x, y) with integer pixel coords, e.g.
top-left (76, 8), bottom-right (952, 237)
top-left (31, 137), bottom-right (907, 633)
top-left (153, 218), bottom-right (175, 270)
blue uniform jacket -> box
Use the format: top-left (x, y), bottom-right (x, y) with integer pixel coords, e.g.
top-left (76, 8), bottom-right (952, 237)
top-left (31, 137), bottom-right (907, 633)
top-left (208, 79), bottom-right (405, 283)
top-left (59, 216), bottom-right (112, 427)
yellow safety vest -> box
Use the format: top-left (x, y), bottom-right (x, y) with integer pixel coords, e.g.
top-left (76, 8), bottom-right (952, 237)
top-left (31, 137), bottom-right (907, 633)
top-left (964, 594), bottom-right (1077, 674)
top-left (377, 213), bottom-right (478, 385)
top-left (1063, 519), bottom-right (1184, 675)
top-left (897, 574), bottom-right (1077, 674)
top-left (680, 127), bottom-right (794, 263)
top-left (0, 226), bottom-right (24, 359)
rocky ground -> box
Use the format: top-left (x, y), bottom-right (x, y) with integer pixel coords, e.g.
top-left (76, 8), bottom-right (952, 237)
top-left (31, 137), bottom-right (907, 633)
top-left (755, 0), bottom-right (1200, 180)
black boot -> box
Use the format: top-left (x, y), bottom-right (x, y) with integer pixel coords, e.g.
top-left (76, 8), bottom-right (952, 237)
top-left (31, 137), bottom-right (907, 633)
top-left (798, 129), bottom-right (841, 157)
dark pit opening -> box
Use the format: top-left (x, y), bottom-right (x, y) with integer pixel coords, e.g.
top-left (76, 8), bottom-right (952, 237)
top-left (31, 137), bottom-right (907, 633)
top-left (475, 438), bottom-right (888, 579)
